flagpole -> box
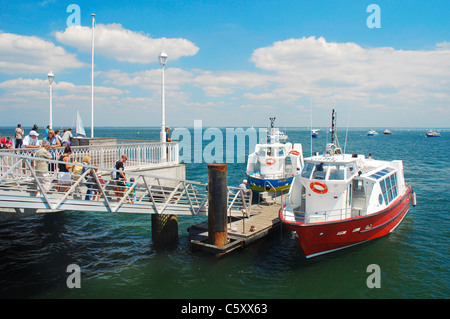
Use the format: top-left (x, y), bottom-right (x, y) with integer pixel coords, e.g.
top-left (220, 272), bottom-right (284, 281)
top-left (91, 13), bottom-right (95, 138)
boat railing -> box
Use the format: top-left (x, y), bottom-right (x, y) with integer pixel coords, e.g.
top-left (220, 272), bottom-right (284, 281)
top-left (291, 206), bottom-right (353, 223)
top-left (227, 186), bottom-right (253, 218)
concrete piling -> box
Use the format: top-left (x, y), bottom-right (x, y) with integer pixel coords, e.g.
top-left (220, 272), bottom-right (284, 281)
top-left (207, 164), bottom-right (228, 247)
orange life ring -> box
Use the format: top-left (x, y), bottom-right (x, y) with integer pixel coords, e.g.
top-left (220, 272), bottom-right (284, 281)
top-left (290, 150), bottom-right (300, 156)
top-left (266, 158), bottom-right (276, 165)
top-left (310, 181), bottom-right (328, 194)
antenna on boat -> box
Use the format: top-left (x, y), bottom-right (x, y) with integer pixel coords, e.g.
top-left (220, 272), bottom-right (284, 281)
top-left (344, 108), bottom-right (350, 154)
top-left (310, 97), bottom-right (313, 157)
top-left (269, 117), bottom-right (275, 128)
top-left (326, 108), bottom-right (342, 156)
top-left (330, 109), bottom-right (336, 145)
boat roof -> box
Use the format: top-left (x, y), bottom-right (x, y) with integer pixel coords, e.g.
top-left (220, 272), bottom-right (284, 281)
top-left (305, 153), bottom-right (360, 164)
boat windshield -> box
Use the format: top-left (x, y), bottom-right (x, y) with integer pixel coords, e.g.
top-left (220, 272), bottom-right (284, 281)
top-left (301, 162), bottom-right (354, 180)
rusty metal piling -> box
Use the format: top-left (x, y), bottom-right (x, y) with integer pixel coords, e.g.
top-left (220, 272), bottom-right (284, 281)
top-left (207, 164), bottom-right (228, 247)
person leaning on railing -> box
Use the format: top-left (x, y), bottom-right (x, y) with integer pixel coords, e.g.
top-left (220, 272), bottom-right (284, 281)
top-left (113, 154), bottom-right (128, 202)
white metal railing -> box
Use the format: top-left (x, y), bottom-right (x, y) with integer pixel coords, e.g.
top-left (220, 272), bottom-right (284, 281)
top-left (0, 141), bottom-right (179, 172)
top-left (285, 206), bottom-right (354, 223)
top-left (0, 151), bottom-right (250, 216)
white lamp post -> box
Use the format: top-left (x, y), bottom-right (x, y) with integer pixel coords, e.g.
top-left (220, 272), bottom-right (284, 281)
top-left (90, 13), bottom-right (96, 138)
top-left (47, 71), bottom-right (55, 129)
top-left (159, 50), bottom-right (168, 160)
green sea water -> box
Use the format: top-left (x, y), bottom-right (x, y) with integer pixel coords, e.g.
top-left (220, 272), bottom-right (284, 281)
top-left (0, 126), bottom-right (448, 299)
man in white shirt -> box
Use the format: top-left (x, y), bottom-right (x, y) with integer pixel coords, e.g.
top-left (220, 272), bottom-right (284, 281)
top-left (61, 128), bottom-right (73, 145)
top-left (21, 130), bottom-right (40, 174)
top-left (22, 130), bottom-right (40, 149)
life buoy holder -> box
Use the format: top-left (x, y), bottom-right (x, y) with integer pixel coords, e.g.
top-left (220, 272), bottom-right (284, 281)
top-left (290, 150), bottom-right (300, 156)
top-left (266, 158), bottom-right (276, 165)
top-left (310, 181), bottom-right (328, 194)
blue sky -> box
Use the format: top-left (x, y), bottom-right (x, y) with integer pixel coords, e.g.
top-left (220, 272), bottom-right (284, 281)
top-left (0, 0), bottom-right (449, 128)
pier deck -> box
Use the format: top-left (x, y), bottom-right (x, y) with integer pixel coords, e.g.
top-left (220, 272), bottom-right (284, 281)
top-left (189, 195), bottom-right (285, 255)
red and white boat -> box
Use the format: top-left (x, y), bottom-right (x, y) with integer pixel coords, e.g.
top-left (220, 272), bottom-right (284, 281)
top-left (280, 110), bottom-right (416, 258)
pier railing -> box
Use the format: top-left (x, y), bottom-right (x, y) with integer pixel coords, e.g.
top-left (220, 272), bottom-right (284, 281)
top-left (0, 151), bottom-right (251, 216)
top-left (0, 141), bottom-right (179, 172)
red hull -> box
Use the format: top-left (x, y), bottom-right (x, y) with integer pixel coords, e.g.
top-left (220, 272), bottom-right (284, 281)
top-left (280, 187), bottom-right (412, 258)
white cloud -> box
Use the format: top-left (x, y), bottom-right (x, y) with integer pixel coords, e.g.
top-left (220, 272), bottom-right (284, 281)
top-left (0, 32), bottom-right (86, 74)
top-left (55, 24), bottom-right (199, 63)
top-left (249, 36), bottom-right (450, 111)
top-left (0, 77), bottom-right (123, 95)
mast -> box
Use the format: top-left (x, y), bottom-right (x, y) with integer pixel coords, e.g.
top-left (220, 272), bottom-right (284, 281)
top-left (330, 109), bottom-right (336, 144)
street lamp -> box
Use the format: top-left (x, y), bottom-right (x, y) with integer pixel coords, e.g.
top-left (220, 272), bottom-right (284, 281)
top-left (91, 13), bottom-right (96, 138)
top-left (47, 71), bottom-right (55, 129)
top-left (159, 50), bottom-right (168, 160)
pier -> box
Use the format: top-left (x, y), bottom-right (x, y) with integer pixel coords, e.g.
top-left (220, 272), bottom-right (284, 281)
top-left (189, 195), bottom-right (284, 255)
top-left (0, 146), bottom-right (282, 255)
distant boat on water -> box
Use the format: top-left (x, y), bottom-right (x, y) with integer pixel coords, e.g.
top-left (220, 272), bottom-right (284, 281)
top-left (311, 129), bottom-right (320, 138)
top-left (425, 130), bottom-right (440, 137)
top-left (75, 109), bottom-right (86, 137)
top-left (366, 129), bottom-right (379, 136)
top-left (383, 129), bottom-right (392, 135)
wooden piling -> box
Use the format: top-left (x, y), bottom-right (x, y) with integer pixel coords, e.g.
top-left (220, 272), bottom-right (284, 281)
top-left (207, 164), bottom-right (228, 247)
top-left (151, 214), bottom-right (178, 246)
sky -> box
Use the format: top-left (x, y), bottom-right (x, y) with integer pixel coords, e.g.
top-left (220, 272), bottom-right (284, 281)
top-left (0, 0), bottom-right (449, 129)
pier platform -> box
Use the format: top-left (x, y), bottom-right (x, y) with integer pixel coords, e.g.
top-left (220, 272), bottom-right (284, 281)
top-left (189, 195), bottom-right (285, 255)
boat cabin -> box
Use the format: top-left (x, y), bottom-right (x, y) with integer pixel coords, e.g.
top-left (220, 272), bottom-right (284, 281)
top-left (284, 153), bottom-right (406, 224)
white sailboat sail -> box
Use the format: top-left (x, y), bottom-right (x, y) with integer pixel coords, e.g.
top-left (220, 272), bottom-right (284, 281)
top-left (76, 109), bottom-right (86, 137)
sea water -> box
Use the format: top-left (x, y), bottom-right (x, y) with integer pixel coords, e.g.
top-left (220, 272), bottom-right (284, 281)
top-left (0, 127), bottom-right (448, 299)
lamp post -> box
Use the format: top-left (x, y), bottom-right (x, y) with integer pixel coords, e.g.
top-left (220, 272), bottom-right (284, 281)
top-left (47, 71), bottom-right (54, 129)
top-left (159, 50), bottom-right (168, 160)
top-left (91, 13), bottom-right (96, 138)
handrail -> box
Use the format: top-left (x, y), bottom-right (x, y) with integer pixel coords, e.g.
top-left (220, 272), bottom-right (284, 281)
top-left (0, 141), bottom-right (179, 170)
top-left (0, 151), bottom-right (248, 216)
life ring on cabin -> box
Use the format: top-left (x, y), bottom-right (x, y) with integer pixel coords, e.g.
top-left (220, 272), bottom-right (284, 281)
top-left (290, 150), bottom-right (300, 156)
top-left (310, 181), bottom-right (328, 194)
top-left (266, 158), bottom-right (276, 165)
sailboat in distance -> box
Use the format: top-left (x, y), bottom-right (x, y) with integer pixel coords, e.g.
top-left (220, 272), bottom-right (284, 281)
top-left (75, 109), bottom-right (86, 138)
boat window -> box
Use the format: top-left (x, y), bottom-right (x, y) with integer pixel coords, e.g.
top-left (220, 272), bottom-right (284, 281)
top-left (328, 165), bottom-right (345, 180)
top-left (380, 179), bottom-right (388, 204)
top-left (370, 168), bottom-right (393, 180)
top-left (278, 149), bottom-right (284, 156)
top-left (379, 172), bottom-right (398, 205)
top-left (301, 163), bottom-right (315, 179)
top-left (312, 163), bottom-right (327, 180)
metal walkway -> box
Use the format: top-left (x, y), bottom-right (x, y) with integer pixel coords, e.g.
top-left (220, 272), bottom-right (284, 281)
top-left (0, 152), bottom-right (252, 216)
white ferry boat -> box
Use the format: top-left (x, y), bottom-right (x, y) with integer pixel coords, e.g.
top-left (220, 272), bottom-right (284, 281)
top-left (280, 110), bottom-right (416, 258)
top-left (246, 118), bottom-right (303, 192)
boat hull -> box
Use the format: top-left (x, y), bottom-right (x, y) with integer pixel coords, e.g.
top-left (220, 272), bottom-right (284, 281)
top-left (280, 187), bottom-right (412, 258)
top-left (247, 174), bottom-right (293, 192)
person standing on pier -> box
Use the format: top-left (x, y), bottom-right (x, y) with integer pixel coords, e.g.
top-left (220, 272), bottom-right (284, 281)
top-left (61, 128), bottom-right (73, 146)
top-left (20, 130), bottom-right (40, 174)
top-left (57, 146), bottom-right (74, 193)
top-left (113, 154), bottom-right (128, 202)
top-left (35, 140), bottom-right (52, 194)
top-left (44, 129), bottom-right (61, 171)
top-left (15, 124), bottom-right (24, 148)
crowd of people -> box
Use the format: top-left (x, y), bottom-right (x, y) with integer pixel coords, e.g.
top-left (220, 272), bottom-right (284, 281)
top-left (0, 123), bottom-right (74, 150)
top-left (1, 123), bottom-right (135, 203)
